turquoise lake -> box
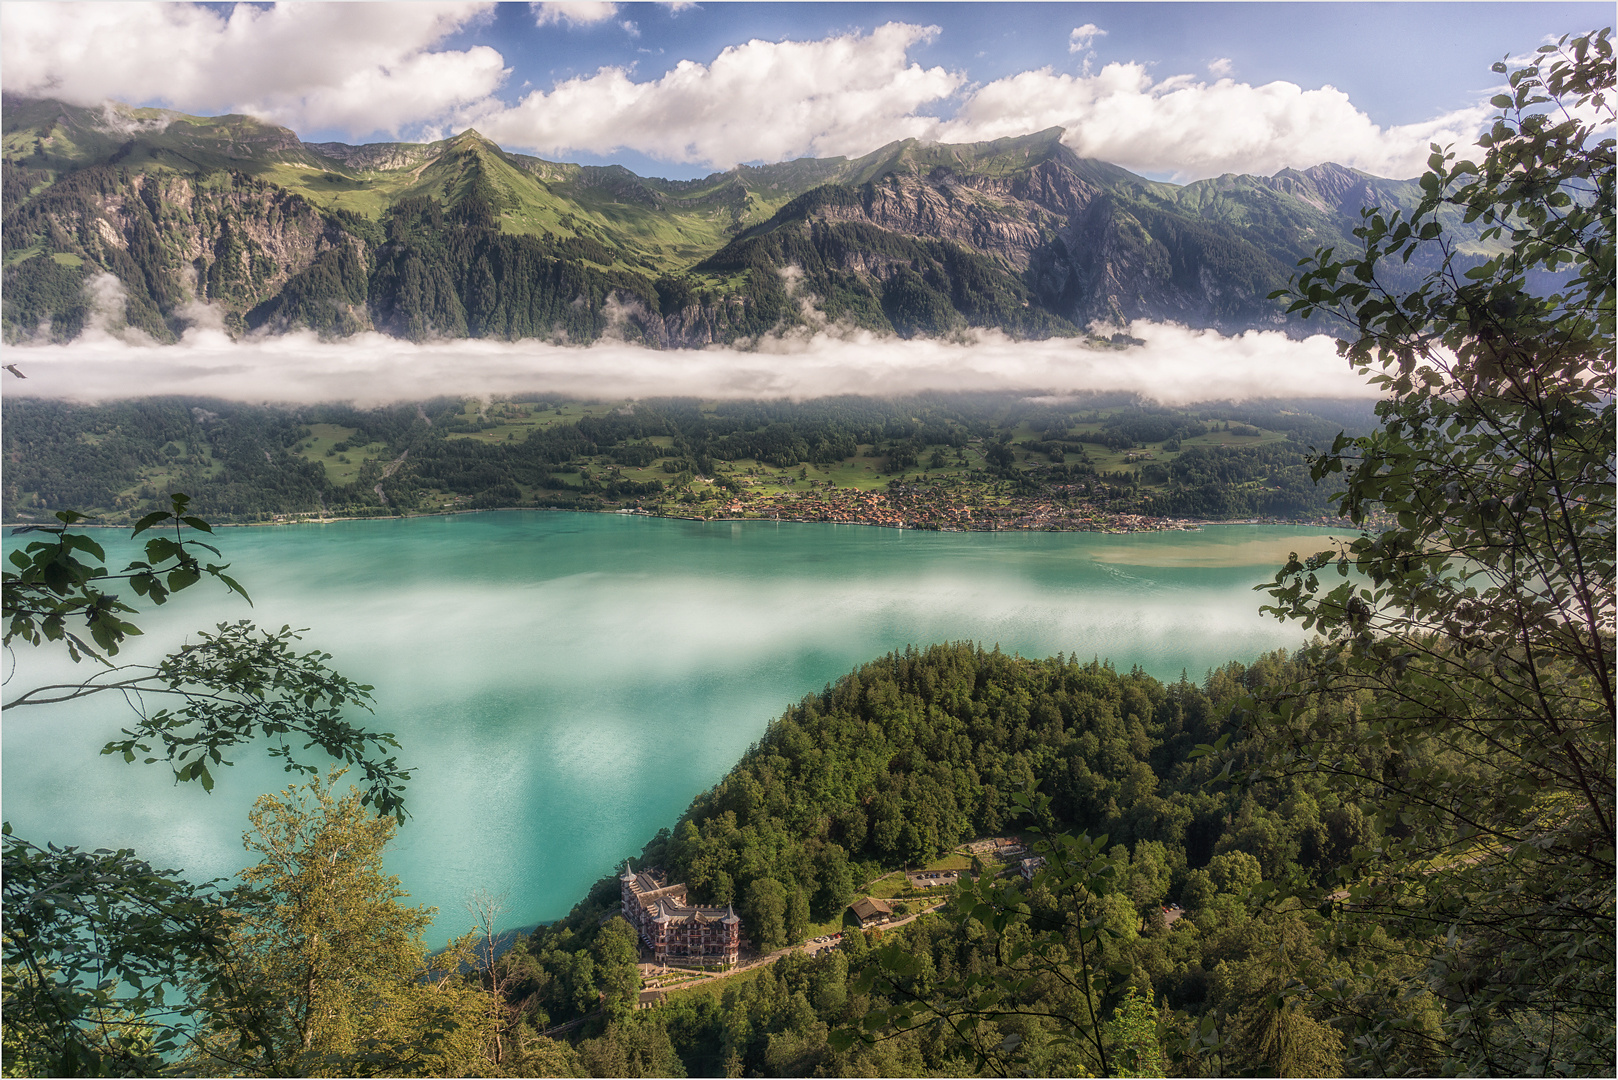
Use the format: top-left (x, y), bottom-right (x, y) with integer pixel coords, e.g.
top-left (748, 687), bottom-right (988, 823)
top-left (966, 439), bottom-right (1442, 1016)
top-left (1, 512), bottom-right (1344, 939)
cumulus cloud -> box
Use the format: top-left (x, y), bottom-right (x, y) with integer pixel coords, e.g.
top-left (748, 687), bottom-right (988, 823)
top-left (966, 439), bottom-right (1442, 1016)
top-left (937, 63), bottom-right (1491, 180)
top-left (531, 2), bottom-right (620, 27)
top-left (0, 1), bottom-right (504, 137)
top-left (1069, 24), bottom-right (1106, 52)
top-left (1, 322), bottom-right (1376, 408)
top-left (468, 22), bottom-right (960, 168)
top-left (1, 8), bottom-right (1494, 180)
top-left (462, 20), bottom-right (1483, 179)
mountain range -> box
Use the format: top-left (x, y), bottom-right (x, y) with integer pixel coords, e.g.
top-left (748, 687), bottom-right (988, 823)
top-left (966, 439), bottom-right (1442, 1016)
top-left (1, 96), bottom-right (1481, 348)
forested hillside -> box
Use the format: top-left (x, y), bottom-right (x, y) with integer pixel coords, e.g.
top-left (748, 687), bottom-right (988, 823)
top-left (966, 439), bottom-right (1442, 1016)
top-left (477, 644), bottom-right (1448, 1076)
top-left (1, 393), bottom-right (1372, 527)
top-left (1, 97), bottom-right (1466, 346)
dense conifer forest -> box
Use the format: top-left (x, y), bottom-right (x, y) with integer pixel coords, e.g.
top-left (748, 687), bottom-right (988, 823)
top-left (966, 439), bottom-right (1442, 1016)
top-left (502, 645), bottom-right (1380, 1077)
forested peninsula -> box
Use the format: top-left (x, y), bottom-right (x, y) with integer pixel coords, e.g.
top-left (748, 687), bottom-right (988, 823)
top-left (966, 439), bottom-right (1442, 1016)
top-left (491, 644), bottom-right (1390, 1077)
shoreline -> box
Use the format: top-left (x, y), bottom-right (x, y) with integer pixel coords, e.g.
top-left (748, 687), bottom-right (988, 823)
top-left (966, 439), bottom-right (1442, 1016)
top-left (1, 502), bottom-right (1357, 534)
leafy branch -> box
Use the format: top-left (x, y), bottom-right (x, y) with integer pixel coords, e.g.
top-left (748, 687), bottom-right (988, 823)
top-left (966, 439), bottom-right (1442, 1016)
top-left (3, 494), bottom-right (249, 666)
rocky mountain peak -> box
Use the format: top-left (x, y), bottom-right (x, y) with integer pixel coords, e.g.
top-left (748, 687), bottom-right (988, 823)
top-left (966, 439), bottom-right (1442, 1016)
top-left (3, 94), bottom-right (1449, 349)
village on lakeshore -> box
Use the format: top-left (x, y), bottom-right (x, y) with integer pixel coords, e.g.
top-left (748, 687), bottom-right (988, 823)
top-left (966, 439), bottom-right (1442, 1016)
top-left (263, 485), bottom-right (1219, 534)
top-left (671, 480), bottom-right (1209, 533)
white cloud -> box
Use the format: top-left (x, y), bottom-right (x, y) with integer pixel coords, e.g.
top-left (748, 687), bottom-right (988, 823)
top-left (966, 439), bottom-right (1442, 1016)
top-left (75, 272), bottom-right (161, 344)
top-left (2, 320), bottom-right (1376, 407)
top-left (0, 1), bottom-right (504, 138)
top-left (1069, 24), bottom-right (1106, 53)
top-left (532, 2), bottom-right (620, 27)
top-left (1207, 57), bottom-right (1233, 78)
top-left (469, 22), bottom-right (961, 168)
top-left (938, 62), bottom-right (1491, 181)
top-left (0, 8), bottom-right (1494, 181)
top-left (463, 19), bottom-right (1484, 179)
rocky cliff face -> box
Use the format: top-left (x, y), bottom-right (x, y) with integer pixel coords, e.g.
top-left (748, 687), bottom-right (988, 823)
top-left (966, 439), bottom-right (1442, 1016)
top-left (2, 164), bottom-right (368, 340)
top-left (127, 174), bottom-right (353, 301)
top-left (304, 141), bottom-right (437, 173)
top-left (718, 149), bottom-right (1299, 335)
top-left (807, 174), bottom-right (1055, 271)
top-left (1281, 163), bottom-right (1394, 214)
top-left (633, 295), bottom-right (761, 349)
top-left (959, 156), bottom-right (1106, 219)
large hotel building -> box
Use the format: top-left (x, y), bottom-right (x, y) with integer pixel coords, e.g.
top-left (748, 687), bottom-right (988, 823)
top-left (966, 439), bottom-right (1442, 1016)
top-left (620, 868), bottom-right (744, 967)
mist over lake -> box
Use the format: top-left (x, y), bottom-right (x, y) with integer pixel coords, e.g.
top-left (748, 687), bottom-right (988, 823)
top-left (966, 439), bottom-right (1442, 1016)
top-left (2, 511), bottom-right (1336, 938)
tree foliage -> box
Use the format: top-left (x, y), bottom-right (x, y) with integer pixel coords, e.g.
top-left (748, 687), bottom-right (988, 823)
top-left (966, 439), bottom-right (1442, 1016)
top-left (845, 806), bottom-right (1126, 1076)
top-left (190, 772), bottom-right (494, 1077)
top-left (1252, 28), bottom-right (1615, 1075)
top-left (3, 494), bottom-right (249, 663)
top-left (3, 495), bottom-right (411, 818)
top-left (1, 829), bottom-right (238, 1076)
top-left (513, 643), bottom-right (1399, 1075)
top-left (2, 496), bottom-right (420, 1075)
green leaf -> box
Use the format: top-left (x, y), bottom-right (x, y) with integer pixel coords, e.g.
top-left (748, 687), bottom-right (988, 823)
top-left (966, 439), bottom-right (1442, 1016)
top-left (131, 511), bottom-right (171, 536)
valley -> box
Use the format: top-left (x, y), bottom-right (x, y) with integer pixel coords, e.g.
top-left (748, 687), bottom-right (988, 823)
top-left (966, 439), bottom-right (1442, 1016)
top-left (1, 392), bottom-right (1375, 529)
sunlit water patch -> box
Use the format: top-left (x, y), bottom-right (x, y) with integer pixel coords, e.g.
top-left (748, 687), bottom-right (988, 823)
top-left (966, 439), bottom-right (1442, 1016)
top-left (3, 512), bottom-right (1338, 938)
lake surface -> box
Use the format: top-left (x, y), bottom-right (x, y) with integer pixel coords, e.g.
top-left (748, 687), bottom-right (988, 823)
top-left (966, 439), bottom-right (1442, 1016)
top-left (2, 512), bottom-right (1343, 938)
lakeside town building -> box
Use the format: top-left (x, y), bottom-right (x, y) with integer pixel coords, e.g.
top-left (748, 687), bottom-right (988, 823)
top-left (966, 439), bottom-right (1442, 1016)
top-left (620, 868), bottom-right (743, 967)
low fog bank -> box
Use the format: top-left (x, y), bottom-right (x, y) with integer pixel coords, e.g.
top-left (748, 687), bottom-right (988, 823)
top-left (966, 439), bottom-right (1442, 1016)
top-left (1, 319), bottom-right (1377, 407)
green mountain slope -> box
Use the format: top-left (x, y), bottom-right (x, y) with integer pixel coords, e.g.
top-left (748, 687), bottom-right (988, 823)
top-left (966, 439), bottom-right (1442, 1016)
top-left (2, 96), bottom-right (1455, 347)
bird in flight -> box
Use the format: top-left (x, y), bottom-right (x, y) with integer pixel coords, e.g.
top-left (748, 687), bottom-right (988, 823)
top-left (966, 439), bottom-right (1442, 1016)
top-left (4, 364), bottom-right (25, 379)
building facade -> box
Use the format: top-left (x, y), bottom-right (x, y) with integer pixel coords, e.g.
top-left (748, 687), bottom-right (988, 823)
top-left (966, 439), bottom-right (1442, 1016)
top-left (850, 896), bottom-right (892, 926)
top-left (620, 868), bottom-right (743, 967)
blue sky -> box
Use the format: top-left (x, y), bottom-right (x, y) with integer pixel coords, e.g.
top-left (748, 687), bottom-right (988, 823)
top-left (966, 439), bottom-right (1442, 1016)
top-left (466, 3), bottom-right (1600, 125)
top-left (4, 2), bottom-right (1610, 181)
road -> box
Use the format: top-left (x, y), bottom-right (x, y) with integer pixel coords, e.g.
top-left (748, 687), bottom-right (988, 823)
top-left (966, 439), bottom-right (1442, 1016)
top-left (646, 900), bottom-right (950, 998)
